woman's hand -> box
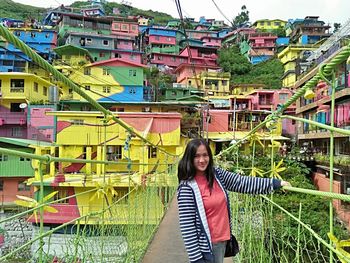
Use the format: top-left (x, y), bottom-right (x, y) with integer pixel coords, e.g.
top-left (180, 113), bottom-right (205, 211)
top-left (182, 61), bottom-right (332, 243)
top-left (281, 181), bottom-right (291, 187)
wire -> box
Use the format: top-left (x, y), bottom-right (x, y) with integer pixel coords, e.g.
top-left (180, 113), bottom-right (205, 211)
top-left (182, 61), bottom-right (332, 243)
top-left (210, 0), bottom-right (233, 27)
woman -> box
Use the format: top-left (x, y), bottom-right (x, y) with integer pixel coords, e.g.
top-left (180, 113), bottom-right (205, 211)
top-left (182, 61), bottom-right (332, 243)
top-left (177, 138), bottom-right (290, 263)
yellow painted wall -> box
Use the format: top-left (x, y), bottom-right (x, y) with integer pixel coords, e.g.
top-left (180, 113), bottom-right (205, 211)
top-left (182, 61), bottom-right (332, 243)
top-left (0, 74), bottom-right (52, 102)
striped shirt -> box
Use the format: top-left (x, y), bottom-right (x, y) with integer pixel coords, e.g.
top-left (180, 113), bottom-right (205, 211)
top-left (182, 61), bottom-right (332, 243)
top-left (177, 167), bottom-right (281, 263)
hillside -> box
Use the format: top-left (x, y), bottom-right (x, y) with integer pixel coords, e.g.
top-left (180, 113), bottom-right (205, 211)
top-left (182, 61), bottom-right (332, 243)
top-left (0, 0), bottom-right (46, 20)
top-left (0, 0), bottom-right (174, 24)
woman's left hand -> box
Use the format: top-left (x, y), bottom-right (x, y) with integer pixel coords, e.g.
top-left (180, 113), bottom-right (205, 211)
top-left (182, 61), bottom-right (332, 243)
top-left (281, 181), bottom-right (291, 187)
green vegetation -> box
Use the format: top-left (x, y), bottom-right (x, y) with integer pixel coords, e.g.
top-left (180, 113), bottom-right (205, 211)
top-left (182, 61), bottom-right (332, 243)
top-left (231, 5), bottom-right (250, 29)
top-left (218, 45), bottom-right (284, 89)
top-left (0, 0), bottom-right (174, 25)
top-left (0, 0), bottom-right (46, 20)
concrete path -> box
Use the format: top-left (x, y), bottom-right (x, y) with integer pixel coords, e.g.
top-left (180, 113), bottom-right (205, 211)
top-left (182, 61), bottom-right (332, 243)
top-left (141, 197), bottom-right (233, 263)
top-left (141, 197), bottom-right (187, 263)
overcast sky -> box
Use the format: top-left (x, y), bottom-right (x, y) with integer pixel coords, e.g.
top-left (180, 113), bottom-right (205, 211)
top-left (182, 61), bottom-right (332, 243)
top-left (13, 0), bottom-right (350, 26)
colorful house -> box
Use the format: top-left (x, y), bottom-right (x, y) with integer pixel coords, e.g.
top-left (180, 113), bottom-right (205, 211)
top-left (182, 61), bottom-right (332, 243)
top-left (65, 58), bottom-right (149, 102)
top-left (144, 28), bottom-right (180, 55)
top-left (56, 13), bottom-right (113, 44)
top-left (0, 137), bottom-right (53, 209)
top-left (252, 19), bottom-right (287, 31)
top-left (175, 63), bottom-right (221, 86)
top-left (204, 109), bottom-right (287, 154)
top-left (248, 32), bottom-right (277, 64)
top-left (65, 32), bottom-right (115, 62)
top-left (278, 45), bottom-right (317, 88)
top-left (0, 72), bottom-right (54, 139)
top-left (288, 16), bottom-right (331, 44)
top-left (28, 111), bottom-right (182, 224)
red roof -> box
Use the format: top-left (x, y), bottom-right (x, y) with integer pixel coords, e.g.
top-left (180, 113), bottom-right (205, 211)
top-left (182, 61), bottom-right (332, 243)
top-left (89, 58), bottom-right (147, 68)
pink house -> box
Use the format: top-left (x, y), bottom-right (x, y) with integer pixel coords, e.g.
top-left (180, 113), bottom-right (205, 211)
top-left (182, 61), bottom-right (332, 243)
top-left (27, 106), bottom-right (55, 142)
top-left (175, 63), bottom-right (220, 84)
top-left (179, 45), bottom-right (218, 65)
top-left (248, 32), bottom-right (277, 61)
top-left (200, 36), bottom-right (222, 48)
top-left (112, 50), bottom-right (143, 64)
top-left (149, 53), bottom-right (187, 68)
top-left (111, 20), bottom-right (139, 37)
top-left (249, 88), bottom-right (296, 136)
top-left (148, 35), bottom-right (176, 45)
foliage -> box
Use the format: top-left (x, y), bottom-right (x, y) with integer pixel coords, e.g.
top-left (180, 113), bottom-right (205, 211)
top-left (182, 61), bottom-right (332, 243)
top-left (102, 2), bottom-right (174, 25)
top-left (0, 0), bottom-right (46, 20)
top-left (333, 23), bottom-right (342, 33)
top-left (218, 45), bottom-right (252, 75)
top-left (224, 154), bottom-right (349, 247)
top-left (0, 0), bottom-right (174, 25)
top-left (231, 5), bottom-right (250, 29)
top-left (218, 45), bottom-right (284, 89)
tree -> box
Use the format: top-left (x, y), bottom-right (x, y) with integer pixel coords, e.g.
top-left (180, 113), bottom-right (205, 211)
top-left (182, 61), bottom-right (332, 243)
top-left (333, 23), bottom-right (341, 33)
top-left (218, 45), bottom-right (252, 75)
top-left (218, 45), bottom-right (284, 89)
top-left (231, 5), bottom-right (250, 29)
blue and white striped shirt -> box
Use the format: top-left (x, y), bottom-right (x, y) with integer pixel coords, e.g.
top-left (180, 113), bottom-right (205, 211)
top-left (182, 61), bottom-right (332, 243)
top-left (177, 167), bottom-right (281, 263)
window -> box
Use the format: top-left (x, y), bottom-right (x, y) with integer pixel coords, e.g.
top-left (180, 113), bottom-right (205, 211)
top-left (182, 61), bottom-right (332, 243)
top-left (86, 38), bottom-right (92, 45)
top-left (34, 82), bottom-right (38, 92)
top-left (43, 86), bottom-right (47, 96)
top-left (112, 188), bottom-right (128, 204)
top-left (10, 79), bottom-right (24, 92)
top-left (106, 145), bottom-right (122, 161)
top-left (84, 68), bottom-right (91, 75)
top-left (128, 70), bottom-right (136, 77)
top-left (12, 127), bottom-right (23, 137)
top-left (103, 68), bottom-right (110, 75)
top-left (129, 87), bottom-right (136, 94)
top-left (130, 54), bottom-right (135, 60)
top-left (103, 40), bottom-right (109, 46)
top-left (0, 180), bottom-right (3, 191)
top-left (171, 57), bottom-right (176, 62)
top-left (71, 119), bottom-right (84, 125)
top-left (122, 25), bottom-right (128, 30)
top-left (0, 154), bottom-right (8, 162)
top-left (148, 147), bottom-right (157, 159)
top-left (142, 107), bottom-right (151, 112)
top-left (155, 36), bottom-right (160, 40)
top-left (19, 157), bottom-right (30, 161)
top-left (53, 189), bottom-right (69, 204)
top-left (18, 181), bottom-right (31, 191)
top-left (103, 86), bottom-right (111, 93)
top-left (279, 93), bottom-right (288, 101)
top-left (157, 55), bottom-right (163, 61)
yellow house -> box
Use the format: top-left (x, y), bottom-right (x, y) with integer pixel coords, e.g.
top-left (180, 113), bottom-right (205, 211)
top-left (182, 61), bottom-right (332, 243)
top-left (277, 45), bottom-right (316, 88)
top-left (47, 111), bottom-right (182, 175)
top-left (252, 19), bottom-right (287, 31)
top-left (26, 111), bottom-right (182, 225)
top-left (0, 72), bottom-right (54, 107)
top-left (231, 84), bottom-right (266, 96)
top-left (186, 71), bottom-right (231, 97)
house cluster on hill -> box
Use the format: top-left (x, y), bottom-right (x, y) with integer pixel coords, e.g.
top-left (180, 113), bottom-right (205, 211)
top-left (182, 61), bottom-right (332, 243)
top-left (0, 0), bottom-right (350, 232)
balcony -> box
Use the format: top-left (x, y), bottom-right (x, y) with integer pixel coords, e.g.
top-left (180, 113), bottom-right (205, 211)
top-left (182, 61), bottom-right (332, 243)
top-left (0, 112), bottom-right (27, 125)
top-left (259, 99), bottom-right (273, 105)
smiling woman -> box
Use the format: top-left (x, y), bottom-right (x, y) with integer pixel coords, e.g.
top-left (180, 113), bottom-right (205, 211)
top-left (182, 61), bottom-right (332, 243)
top-left (177, 138), bottom-right (290, 263)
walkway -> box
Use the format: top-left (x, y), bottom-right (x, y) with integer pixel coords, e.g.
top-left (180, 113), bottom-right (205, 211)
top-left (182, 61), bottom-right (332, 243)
top-left (141, 197), bottom-right (233, 263)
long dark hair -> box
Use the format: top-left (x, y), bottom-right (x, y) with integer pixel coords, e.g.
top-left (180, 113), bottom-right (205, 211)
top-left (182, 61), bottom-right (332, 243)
top-left (177, 138), bottom-right (215, 189)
